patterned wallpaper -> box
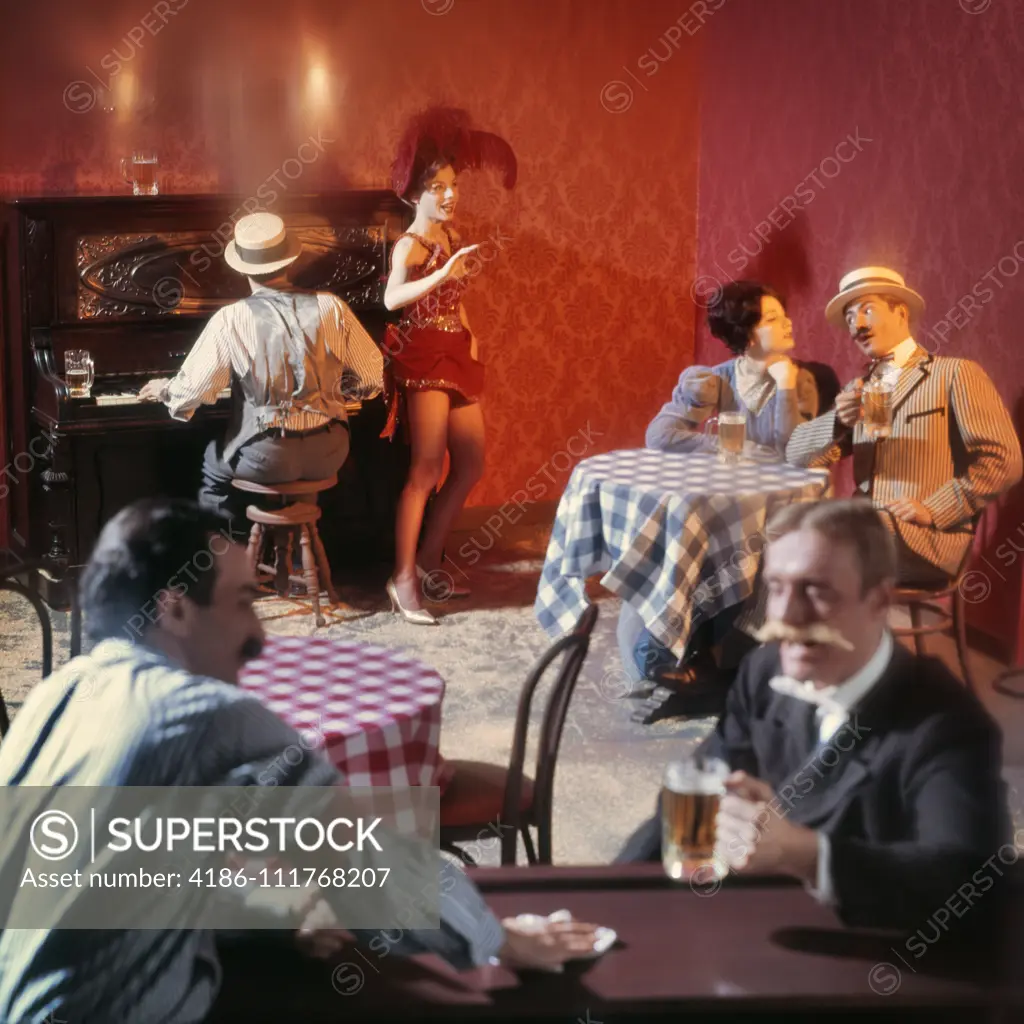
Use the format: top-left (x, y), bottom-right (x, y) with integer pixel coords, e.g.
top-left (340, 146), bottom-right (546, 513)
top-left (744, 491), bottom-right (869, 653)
top-left (0, 0), bottom-right (701, 513)
top-left (694, 0), bottom-right (1024, 655)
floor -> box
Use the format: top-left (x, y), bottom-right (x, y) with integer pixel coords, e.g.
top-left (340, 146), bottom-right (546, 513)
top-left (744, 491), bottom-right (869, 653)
top-left (3, 521), bottom-right (1024, 866)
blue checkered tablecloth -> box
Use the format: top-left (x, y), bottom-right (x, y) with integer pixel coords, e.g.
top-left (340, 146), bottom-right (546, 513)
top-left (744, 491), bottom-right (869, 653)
top-left (534, 449), bottom-right (832, 658)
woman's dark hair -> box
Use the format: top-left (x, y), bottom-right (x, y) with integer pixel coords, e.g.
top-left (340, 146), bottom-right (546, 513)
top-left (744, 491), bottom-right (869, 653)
top-left (79, 498), bottom-right (238, 642)
top-left (404, 157), bottom-right (455, 205)
top-left (707, 280), bottom-right (784, 356)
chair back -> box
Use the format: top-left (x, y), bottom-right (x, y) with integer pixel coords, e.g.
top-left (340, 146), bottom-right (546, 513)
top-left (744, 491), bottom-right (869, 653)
top-left (499, 604), bottom-right (599, 863)
top-left (0, 569), bottom-right (55, 737)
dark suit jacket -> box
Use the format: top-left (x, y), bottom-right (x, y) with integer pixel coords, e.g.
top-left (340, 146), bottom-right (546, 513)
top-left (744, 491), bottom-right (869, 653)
top-left (618, 641), bottom-right (1009, 930)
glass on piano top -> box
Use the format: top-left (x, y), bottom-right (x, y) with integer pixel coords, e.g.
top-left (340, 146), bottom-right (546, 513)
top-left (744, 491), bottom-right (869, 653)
top-left (120, 152), bottom-right (159, 196)
top-left (64, 350), bottom-right (95, 399)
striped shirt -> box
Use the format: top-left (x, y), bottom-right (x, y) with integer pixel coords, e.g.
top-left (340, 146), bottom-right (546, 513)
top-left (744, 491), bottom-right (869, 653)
top-left (0, 640), bottom-right (504, 1024)
top-left (164, 286), bottom-right (384, 431)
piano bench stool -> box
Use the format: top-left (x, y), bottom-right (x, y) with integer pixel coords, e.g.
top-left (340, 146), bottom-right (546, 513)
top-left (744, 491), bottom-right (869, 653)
top-left (234, 481), bottom-right (341, 628)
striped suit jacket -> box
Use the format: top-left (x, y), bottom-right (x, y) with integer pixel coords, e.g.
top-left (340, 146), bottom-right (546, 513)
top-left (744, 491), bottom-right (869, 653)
top-left (785, 346), bottom-right (1022, 577)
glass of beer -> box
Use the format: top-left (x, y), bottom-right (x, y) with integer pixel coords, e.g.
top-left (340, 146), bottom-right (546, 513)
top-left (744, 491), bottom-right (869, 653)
top-left (704, 411), bottom-right (746, 462)
top-left (861, 378), bottom-right (894, 439)
top-left (120, 152), bottom-right (160, 196)
top-left (661, 756), bottom-right (729, 882)
top-left (65, 349), bottom-right (95, 398)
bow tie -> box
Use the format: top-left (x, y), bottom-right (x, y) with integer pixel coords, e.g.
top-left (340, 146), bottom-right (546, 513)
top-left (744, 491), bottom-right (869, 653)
top-left (769, 675), bottom-right (846, 717)
top-left (863, 355), bottom-right (895, 379)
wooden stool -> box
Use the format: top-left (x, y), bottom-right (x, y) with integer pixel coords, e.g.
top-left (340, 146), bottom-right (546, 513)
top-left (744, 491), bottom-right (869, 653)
top-left (232, 476), bottom-right (339, 628)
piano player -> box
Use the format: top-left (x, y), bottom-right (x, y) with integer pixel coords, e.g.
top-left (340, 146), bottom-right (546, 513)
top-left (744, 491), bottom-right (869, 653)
top-left (137, 211), bottom-right (384, 523)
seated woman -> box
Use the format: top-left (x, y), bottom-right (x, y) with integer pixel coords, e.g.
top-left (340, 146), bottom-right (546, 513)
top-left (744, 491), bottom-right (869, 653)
top-left (620, 281), bottom-right (820, 689)
top-left (646, 280), bottom-right (818, 456)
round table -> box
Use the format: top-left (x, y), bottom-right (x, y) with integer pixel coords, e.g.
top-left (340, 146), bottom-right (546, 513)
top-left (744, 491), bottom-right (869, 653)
top-left (239, 635), bottom-right (448, 789)
top-left (535, 448), bottom-right (832, 658)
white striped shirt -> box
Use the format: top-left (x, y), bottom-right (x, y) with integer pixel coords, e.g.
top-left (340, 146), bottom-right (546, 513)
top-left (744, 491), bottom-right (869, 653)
top-left (164, 286), bottom-right (384, 431)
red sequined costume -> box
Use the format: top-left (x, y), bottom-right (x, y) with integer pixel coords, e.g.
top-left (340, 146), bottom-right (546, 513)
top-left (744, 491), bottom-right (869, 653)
top-left (380, 226), bottom-right (484, 439)
top-left (381, 106), bottom-right (516, 440)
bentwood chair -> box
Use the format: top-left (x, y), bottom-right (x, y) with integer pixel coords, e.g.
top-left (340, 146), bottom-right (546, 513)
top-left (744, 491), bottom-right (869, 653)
top-left (439, 604), bottom-right (599, 866)
top-left (890, 514), bottom-right (983, 696)
top-left (0, 559), bottom-right (56, 738)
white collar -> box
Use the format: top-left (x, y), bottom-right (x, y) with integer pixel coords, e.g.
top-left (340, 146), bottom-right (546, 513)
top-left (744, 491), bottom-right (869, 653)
top-left (828, 630), bottom-right (893, 712)
top-left (888, 336), bottom-right (919, 369)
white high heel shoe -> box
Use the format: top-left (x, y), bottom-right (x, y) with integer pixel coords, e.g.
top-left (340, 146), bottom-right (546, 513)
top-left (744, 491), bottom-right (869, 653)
top-left (386, 578), bottom-right (438, 626)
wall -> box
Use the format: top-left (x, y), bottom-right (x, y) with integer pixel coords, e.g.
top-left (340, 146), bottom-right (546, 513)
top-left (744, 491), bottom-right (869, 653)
top-left (0, 0), bottom-right (702, 529)
top-left (693, 0), bottom-right (1024, 657)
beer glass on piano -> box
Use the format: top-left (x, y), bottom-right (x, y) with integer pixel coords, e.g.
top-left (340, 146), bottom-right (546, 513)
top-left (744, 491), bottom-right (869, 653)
top-left (120, 152), bottom-right (160, 196)
top-left (704, 410), bottom-right (746, 462)
top-left (861, 378), bottom-right (894, 439)
top-left (64, 349), bottom-right (95, 399)
top-left (661, 756), bottom-right (729, 882)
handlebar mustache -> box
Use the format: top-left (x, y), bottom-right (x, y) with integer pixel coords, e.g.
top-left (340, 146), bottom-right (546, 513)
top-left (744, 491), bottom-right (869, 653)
top-left (752, 620), bottom-right (854, 651)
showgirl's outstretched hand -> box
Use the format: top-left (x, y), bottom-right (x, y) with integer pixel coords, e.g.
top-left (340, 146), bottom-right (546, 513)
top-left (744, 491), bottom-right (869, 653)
top-left (441, 245), bottom-right (480, 282)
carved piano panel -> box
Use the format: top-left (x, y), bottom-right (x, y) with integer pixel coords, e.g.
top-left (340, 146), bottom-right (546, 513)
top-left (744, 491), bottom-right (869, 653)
top-left (75, 223), bottom-right (389, 319)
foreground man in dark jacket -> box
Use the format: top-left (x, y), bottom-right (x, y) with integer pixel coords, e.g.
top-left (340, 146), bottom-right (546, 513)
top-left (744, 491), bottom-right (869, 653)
top-left (619, 498), bottom-right (1009, 930)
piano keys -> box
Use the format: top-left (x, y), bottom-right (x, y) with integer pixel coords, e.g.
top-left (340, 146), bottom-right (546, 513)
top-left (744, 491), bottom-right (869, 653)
top-left (0, 192), bottom-right (411, 612)
top-left (94, 386), bottom-right (233, 407)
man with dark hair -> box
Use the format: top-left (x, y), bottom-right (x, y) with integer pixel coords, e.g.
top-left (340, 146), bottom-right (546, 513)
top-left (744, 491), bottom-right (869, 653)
top-left (618, 498), bottom-right (1009, 930)
top-left (0, 499), bottom-right (598, 1023)
top-left (786, 266), bottom-right (1022, 584)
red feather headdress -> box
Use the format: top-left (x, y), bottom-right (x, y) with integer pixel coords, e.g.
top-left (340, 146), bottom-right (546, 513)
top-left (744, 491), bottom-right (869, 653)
top-left (391, 106), bottom-right (517, 198)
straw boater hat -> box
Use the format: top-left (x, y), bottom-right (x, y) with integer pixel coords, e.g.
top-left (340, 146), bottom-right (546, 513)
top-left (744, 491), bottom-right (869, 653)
top-left (224, 212), bottom-right (302, 275)
top-left (824, 266), bottom-right (926, 327)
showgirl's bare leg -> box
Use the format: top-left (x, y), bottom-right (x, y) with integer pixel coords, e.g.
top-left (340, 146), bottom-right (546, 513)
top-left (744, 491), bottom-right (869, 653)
top-left (417, 400), bottom-right (485, 574)
top-left (392, 389), bottom-right (451, 611)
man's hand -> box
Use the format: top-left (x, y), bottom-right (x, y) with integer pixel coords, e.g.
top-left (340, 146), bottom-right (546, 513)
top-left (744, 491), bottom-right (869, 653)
top-left (295, 897), bottom-right (354, 960)
top-left (292, 897), bottom-right (356, 958)
top-left (138, 378), bottom-right (171, 402)
top-left (766, 356), bottom-right (799, 390)
top-left (887, 497), bottom-right (934, 526)
top-left (715, 772), bottom-right (819, 885)
top-left (498, 916), bottom-right (602, 971)
top-left (835, 382), bottom-right (863, 428)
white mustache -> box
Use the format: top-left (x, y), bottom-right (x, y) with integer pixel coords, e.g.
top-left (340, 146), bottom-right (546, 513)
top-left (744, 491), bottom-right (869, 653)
top-left (753, 621), bottom-right (854, 651)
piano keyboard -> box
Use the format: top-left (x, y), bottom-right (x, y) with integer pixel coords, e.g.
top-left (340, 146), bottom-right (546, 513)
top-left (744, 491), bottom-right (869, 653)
top-left (95, 388), bottom-right (232, 407)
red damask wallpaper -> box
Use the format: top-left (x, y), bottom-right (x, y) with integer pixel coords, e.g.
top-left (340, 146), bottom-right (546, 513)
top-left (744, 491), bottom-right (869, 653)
top-left (694, 0), bottom-right (1024, 656)
top-left (0, 0), bottom-right (701, 523)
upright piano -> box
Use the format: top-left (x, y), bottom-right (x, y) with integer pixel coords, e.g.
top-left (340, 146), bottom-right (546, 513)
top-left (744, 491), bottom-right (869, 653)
top-left (0, 192), bottom-right (411, 610)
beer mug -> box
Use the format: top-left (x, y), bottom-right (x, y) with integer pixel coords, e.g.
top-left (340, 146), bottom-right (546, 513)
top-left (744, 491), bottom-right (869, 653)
top-left (704, 410), bottom-right (746, 462)
top-left (120, 152), bottom-right (159, 196)
top-left (65, 349), bottom-right (95, 398)
top-left (861, 378), bottom-right (894, 439)
top-left (661, 756), bottom-right (730, 882)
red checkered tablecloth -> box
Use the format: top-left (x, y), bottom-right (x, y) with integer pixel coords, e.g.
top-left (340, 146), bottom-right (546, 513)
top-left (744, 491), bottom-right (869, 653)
top-left (239, 636), bottom-right (447, 789)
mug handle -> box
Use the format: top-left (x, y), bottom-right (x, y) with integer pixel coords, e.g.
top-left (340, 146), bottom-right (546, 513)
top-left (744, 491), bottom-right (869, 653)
top-left (119, 157), bottom-right (134, 186)
top-left (703, 415), bottom-right (719, 436)
top-left (84, 355), bottom-right (95, 390)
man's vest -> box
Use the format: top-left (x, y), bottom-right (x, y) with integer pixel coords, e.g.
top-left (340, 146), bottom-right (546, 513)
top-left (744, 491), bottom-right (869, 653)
top-left (223, 290), bottom-right (349, 462)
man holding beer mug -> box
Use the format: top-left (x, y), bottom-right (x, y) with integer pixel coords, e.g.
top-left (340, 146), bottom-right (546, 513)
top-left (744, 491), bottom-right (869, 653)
top-left (617, 500), bottom-right (1007, 930)
top-left (786, 265), bottom-right (1021, 584)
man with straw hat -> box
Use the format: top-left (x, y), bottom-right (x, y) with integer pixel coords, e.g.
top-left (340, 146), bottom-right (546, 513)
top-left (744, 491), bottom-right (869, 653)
top-left (786, 266), bottom-right (1021, 584)
top-left (138, 211), bottom-right (384, 523)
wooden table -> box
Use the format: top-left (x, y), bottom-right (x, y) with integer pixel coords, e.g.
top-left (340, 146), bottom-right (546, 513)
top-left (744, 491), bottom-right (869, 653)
top-left (210, 865), bottom-right (1020, 1022)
